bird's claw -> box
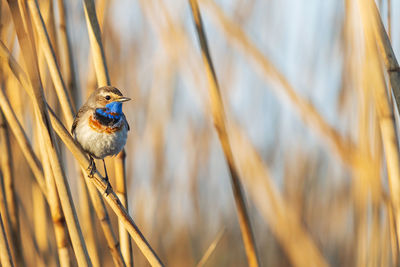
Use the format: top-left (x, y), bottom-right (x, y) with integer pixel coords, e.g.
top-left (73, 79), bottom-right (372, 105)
top-left (101, 159), bottom-right (112, 195)
top-left (104, 181), bottom-right (113, 196)
top-left (89, 165), bottom-right (96, 178)
top-left (103, 174), bottom-right (112, 195)
top-left (87, 157), bottom-right (96, 178)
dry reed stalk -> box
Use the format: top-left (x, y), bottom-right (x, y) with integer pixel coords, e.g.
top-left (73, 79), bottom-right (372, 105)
top-left (0, 109), bottom-right (22, 265)
top-left (39, 0), bottom-right (58, 59)
top-left (95, 0), bottom-right (109, 28)
top-left (202, 0), bottom-right (357, 167)
top-left (0, 41), bottom-right (162, 265)
top-left (0, 40), bottom-right (127, 267)
top-left (343, 2), bottom-right (383, 265)
top-left (229, 125), bottom-right (328, 267)
top-left (388, 0), bottom-right (391, 39)
top-left (0, 79), bottom-right (70, 265)
top-left (82, 1), bottom-right (132, 265)
top-left (353, 87), bottom-right (378, 266)
top-left (0, 87), bottom-right (48, 197)
top-left (35, 0), bottom-right (121, 263)
top-left (0, 127), bottom-right (16, 266)
top-left (82, 0), bottom-right (110, 86)
top-left (0, 214), bottom-right (14, 267)
top-left (32, 184), bottom-right (49, 264)
top-left (136, 1), bottom-right (176, 206)
top-left (358, 54), bottom-right (384, 267)
top-left (29, 2), bottom-right (102, 265)
top-left (137, 0), bottom-right (209, 124)
top-left (18, 192), bottom-right (47, 266)
top-left (115, 151), bottom-right (133, 267)
top-left (382, 216), bottom-right (392, 266)
top-left (369, 203), bottom-right (381, 265)
top-left (196, 228), bottom-right (225, 267)
top-left (79, 178), bottom-right (101, 267)
top-left (131, 6), bottom-right (177, 251)
top-left (125, 3), bottom-right (179, 256)
top-left (77, 166), bottom-right (102, 266)
top-left (83, 174), bottom-right (127, 267)
top-left (35, 119), bottom-right (72, 267)
top-left (372, 4), bottom-right (400, 113)
top-left (83, 0), bottom-right (109, 97)
top-left (353, 175), bottom-right (369, 267)
top-left (7, 1), bottom-right (92, 266)
top-left (386, 199), bottom-right (398, 264)
top-left (36, 36), bottom-right (54, 107)
top-left (357, 0), bottom-right (400, 256)
top-left (0, 112), bottom-right (15, 232)
top-left (56, 0), bottom-right (78, 107)
top-left (28, 0), bottom-right (75, 126)
top-left (139, 0), bottom-right (180, 142)
top-left (188, 1), bottom-right (260, 266)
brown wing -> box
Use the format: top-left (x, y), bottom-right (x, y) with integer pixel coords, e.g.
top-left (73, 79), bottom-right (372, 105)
top-left (71, 105), bottom-right (90, 134)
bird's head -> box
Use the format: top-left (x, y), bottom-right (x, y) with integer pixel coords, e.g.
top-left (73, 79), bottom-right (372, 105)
top-left (87, 86), bottom-right (131, 115)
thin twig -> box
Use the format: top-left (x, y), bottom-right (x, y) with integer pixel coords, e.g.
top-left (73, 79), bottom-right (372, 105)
top-left (196, 228), bottom-right (225, 267)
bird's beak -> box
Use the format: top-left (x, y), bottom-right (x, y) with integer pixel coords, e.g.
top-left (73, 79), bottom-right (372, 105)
top-left (116, 96), bottom-right (131, 102)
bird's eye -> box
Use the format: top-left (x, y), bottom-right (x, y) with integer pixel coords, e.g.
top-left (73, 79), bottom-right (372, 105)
top-left (105, 95), bottom-right (111, 100)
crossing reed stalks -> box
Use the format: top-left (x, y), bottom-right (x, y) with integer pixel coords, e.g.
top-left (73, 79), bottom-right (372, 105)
top-left (2, 0), bottom-right (400, 266)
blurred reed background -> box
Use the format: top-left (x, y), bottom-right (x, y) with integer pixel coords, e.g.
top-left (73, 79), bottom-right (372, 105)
top-left (1, 0), bottom-right (400, 266)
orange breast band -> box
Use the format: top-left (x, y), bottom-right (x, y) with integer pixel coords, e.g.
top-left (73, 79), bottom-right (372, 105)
top-left (89, 115), bottom-right (122, 134)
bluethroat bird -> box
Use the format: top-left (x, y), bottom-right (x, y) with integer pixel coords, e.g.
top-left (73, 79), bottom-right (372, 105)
top-left (71, 86), bottom-right (130, 194)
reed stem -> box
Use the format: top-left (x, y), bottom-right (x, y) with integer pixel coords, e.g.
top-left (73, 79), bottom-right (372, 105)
top-left (82, 1), bottom-right (133, 265)
top-left (188, 1), bottom-right (260, 266)
top-left (0, 214), bottom-right (14, 267)
top-left (7, 1), bottom-right (92, 265)
top-left (0, 109), bottom-right (22, 265)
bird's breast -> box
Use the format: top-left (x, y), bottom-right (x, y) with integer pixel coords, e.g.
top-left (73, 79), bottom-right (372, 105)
top-left (89, 115), bottom-right (123, 134)
top-left (74, 114), bottom-right (128, 159)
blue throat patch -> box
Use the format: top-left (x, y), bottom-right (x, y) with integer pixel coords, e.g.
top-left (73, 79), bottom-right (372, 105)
top-left (95, 102), bottom-right (122, 120)
top-left (106, 102), bottom-right (123, 114)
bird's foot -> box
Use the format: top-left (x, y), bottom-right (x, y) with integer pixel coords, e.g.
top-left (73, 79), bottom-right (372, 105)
top-left (89, 165), bottom-right (96, 178)
top-left (104, 181), bottom-right (113, 196)
top-left (103, 175), bottom-right (113, 196)
top-left (101, 159), bottom-right (112, 195)
top-left (87, 157), bottom-right (96, 178)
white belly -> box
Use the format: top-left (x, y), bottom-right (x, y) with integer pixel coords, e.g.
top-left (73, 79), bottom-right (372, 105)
top-left (74, 116), bottom-right (128, 159)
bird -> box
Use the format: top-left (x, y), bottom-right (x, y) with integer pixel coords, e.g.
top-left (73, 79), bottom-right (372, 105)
top-left (71, 86), bottom-right (130, 194)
